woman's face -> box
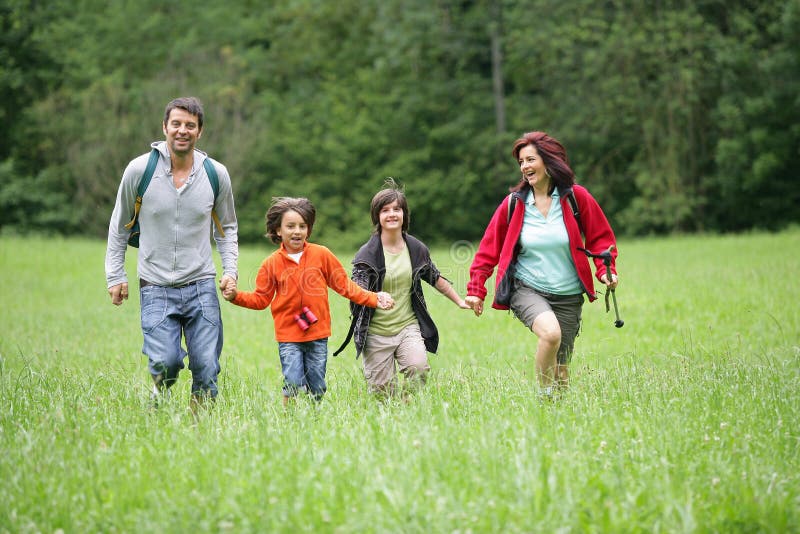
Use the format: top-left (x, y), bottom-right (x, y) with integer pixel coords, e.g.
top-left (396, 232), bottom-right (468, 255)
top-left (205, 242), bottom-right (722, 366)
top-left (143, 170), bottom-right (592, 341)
top-left (518, 144), bottom-right (549, 189)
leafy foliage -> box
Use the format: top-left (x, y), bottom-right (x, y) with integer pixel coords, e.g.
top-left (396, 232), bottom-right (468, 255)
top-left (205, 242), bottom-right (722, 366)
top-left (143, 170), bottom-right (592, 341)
top-left (0, 0), bottom-right (797, 241)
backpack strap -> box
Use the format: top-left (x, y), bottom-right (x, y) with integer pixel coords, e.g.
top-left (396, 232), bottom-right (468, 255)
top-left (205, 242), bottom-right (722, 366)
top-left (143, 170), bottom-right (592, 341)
top-left (124, 150), bottom-right (226, 237)
top-left (565, 189), bottom-right (582, 236)
top-left (203, 158), bottom-right (225, 237)
top-left (124, 148), bottom-right (159, 231)
top-left (507, 188), bottom-right (582, 235)
top-left (506, 192), bottom-right (518, 224)
top-left (567, 190), bottom-right (580, 225)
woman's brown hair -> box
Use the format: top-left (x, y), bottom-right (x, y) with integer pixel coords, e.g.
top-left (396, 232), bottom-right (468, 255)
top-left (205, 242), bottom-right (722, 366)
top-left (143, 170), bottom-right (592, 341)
top-left (510, 131), bottom-right (576, 193)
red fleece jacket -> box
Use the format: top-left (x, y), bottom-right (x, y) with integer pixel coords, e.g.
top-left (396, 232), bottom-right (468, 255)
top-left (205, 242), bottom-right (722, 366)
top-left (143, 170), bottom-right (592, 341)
top-left (233, 242), bottom-right (378, 342)
top-left (467, 184), bottom-right (617, 309)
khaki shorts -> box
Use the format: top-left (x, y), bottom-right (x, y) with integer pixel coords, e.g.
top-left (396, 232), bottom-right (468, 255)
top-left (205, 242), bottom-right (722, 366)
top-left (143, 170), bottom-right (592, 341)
top-left (363, 323), bottom-right (430, 392)
top-left (509, 277), bottom-right (584, 364)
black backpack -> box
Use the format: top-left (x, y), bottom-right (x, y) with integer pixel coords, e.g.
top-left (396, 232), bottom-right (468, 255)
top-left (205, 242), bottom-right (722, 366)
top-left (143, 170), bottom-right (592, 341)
top-left (124, 148), bottom-right (224, 247)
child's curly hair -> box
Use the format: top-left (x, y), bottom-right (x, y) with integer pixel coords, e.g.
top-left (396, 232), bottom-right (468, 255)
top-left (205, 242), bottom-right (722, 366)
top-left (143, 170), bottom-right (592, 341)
top-left (265, 197), bottom-right (316, 244)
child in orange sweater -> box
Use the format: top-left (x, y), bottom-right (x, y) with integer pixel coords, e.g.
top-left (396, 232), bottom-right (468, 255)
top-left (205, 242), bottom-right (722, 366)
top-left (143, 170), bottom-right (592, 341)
top-left (223, 197), bottom-right (394, 404)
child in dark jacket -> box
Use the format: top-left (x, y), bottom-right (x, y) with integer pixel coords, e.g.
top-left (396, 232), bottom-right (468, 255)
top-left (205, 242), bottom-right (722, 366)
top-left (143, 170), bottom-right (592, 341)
top-left (334, 179), bottom-right (469, 396)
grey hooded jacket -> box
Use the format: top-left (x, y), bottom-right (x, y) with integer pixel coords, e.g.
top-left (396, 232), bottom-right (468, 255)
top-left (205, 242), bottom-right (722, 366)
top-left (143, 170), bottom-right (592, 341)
top-left (105, 141), bottom-right (238, 288)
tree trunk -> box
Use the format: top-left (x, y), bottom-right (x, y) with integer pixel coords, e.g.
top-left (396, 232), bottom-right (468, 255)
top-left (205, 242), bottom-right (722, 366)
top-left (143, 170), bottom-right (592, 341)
top-left (490, 0), bottom-right (506, 137)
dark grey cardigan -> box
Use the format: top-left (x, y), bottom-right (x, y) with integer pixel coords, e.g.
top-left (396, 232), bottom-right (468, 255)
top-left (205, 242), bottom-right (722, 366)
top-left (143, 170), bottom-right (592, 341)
top-left (333, 233), bottom-right (443, 358)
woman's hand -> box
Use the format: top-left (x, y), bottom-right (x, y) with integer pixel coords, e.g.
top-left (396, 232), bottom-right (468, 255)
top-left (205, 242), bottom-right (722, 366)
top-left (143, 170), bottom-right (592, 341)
top-left (601, 273), bottom-right (619, 290)
top-left (465, 295), bottom-right (484, 317)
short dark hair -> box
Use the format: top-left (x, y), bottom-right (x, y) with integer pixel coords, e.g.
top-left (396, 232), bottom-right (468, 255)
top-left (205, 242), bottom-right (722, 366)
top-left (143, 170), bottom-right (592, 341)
top-left (510, 131), bottom-right (575, 193)
top-left (265, 197), bottom-right (316, 244)
top-left (164, 97), bottom-right (204, 130)
top-left (370, 178), bottom-right (410, 234)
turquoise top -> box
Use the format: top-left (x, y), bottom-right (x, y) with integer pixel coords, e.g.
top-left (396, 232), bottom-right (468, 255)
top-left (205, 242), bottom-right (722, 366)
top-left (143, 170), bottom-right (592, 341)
top-left (514, 190), bottom-right (582, 295)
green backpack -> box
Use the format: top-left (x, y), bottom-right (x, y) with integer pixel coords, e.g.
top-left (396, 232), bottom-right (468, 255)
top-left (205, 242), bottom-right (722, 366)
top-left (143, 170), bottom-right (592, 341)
top-left (124, 148), bottom-right (225, 247)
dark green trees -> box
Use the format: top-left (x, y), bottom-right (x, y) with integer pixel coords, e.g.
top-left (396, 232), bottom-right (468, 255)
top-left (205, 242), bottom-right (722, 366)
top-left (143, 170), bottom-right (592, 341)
top-left (1, 0), bottom-right (797, 242)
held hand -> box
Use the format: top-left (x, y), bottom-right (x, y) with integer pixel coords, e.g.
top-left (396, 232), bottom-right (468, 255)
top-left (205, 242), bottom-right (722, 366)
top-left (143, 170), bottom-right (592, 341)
top-left (109, 282), bottom-right (129, 306)
top-left (219, 275), bottom-right (236, 293)
top-left (465, 295), bottom-right (484, 317)
top-left (456, 298), bottom-right (472, 310)
top-left (376, 291), bottom-right (395, 310)
top-left (220, 275), bottom-right (238, 301)
top-left (601, 273), bottom-right (619, 290)
top-left (222, 287), bottom-right (238, 302)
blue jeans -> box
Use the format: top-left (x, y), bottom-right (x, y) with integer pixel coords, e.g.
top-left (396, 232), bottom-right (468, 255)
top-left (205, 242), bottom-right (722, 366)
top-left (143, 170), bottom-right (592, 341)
top-left (278, 339), bottom-right (329, 400)
top-left (140, 278), bottom-right (223, 397)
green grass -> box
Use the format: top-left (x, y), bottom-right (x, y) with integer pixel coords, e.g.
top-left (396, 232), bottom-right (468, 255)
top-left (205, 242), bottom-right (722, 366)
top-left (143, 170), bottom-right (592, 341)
top-left (1, 230), bottom-right (798, 533)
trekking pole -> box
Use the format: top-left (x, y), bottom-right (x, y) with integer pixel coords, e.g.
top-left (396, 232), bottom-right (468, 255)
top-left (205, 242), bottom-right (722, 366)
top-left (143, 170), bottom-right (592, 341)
top-left (601, 246), bottom-right (624, 328)
top-left (609, 286), bottom-right (624, 328)
top-left (578, 245), bottom-right (624, 328)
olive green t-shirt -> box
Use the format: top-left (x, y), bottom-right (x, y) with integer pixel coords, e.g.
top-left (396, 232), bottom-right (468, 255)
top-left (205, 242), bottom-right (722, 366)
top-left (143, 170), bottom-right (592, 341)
top-left (368, 247), bottom-right (417, 336)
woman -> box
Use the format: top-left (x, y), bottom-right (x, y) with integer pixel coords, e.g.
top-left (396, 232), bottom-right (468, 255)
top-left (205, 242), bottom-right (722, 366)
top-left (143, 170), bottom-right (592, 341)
top-left (335, 179), bottom-right (469, 397)
top-left (465, 131), bottom-right (619, 398)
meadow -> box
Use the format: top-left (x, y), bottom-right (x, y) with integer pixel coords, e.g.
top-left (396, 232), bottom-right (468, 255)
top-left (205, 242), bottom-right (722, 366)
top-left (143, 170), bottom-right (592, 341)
top-left (1, 230), bottom-right (798, 533)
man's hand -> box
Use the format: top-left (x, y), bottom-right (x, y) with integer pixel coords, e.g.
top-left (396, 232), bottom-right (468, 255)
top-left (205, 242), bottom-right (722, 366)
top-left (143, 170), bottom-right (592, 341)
top-left (109, 283), bottom-right (129, 306)
top-left (220, 275), bottom-right (237, 302)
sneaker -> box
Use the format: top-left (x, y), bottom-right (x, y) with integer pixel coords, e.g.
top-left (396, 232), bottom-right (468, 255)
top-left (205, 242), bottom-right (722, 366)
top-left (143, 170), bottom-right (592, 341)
top-left (150, 384), bottom-right (171, 409)
top-left (538, 385), bottom-right (556, 403)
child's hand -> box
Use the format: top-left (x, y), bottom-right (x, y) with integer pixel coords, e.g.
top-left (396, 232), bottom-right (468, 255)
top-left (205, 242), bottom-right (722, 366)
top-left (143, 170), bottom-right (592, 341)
top-left (219, 275), bottom-right (236, 293)
top-left (376, 291), bottom-right (394, 310)
top-left (220, 275), bottom-right (237, 301)
top-left (465, 295), bottom-right (484, 317)
top-left (222, 287), bottom-right (238, 301)
top-left (456, 298), bottom-right (471, 310)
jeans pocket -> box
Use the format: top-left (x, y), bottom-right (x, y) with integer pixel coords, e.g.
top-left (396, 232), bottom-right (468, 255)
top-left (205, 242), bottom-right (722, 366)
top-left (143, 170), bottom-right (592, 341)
top-left (140, 286), bottom-right (167, 333)
top-left (195, 279), bottom-right (221, 326)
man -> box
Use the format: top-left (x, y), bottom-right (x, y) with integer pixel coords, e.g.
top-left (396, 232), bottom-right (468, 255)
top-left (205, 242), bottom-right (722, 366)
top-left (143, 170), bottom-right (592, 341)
top-left (105, 97), bottom-right (238, 412)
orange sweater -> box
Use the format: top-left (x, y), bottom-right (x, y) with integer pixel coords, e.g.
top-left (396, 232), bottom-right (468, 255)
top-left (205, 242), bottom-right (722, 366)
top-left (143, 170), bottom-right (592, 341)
top-left (232, 242), bottom-right (378, 342)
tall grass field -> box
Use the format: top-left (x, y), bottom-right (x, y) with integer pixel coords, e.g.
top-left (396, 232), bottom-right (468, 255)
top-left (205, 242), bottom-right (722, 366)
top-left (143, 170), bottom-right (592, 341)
top-left (1, 230), bottom-right (798, 533)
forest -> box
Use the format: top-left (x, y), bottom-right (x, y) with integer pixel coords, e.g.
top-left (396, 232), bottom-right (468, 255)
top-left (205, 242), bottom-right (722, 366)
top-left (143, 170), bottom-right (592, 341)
top-left (1, 0), bottom-right (798, 246)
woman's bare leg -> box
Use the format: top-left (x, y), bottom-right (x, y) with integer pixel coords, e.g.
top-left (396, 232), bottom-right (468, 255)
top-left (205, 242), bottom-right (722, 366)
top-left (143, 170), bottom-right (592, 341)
top-left (531, 311), bottom-right (562, 391)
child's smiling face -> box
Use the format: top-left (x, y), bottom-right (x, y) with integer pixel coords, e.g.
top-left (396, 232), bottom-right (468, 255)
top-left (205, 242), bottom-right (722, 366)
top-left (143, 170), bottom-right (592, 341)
top-left (277, 210), bottom-right (308, 254)
top-left (378, 200), bottom-right (404, 233)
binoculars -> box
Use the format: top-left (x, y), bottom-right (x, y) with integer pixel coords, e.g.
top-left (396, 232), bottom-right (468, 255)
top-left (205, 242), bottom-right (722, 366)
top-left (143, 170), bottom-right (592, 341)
top-left (294, 306), bottom-right (319, 331)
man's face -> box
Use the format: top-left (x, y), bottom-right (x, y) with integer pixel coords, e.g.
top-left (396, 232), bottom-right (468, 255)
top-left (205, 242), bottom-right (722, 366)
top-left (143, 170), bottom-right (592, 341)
top-left (163, 108), bottom-right (202, 156)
